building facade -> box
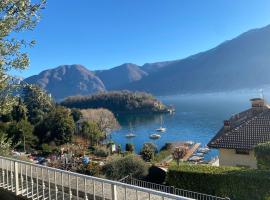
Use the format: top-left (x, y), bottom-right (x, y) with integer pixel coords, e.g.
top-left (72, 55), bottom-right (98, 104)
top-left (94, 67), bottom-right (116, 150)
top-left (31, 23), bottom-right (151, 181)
top-left (208, 98), bottom-right (270, 169)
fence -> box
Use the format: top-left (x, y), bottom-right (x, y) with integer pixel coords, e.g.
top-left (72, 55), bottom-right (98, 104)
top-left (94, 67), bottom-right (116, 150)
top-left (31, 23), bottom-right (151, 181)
top-left (119, 175), bottom-right (229, 200)
top-left (0, 156), bottom-right (192, 200)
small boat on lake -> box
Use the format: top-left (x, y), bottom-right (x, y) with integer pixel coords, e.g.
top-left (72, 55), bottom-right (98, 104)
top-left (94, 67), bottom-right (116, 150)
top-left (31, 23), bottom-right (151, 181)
top-left (125, 133), bottom-right (136, 138)
top-left (156, 116), bottom-right (166, 132)
top-left (149, 133), bottom-right (161, 139)
top-left (197, 147), bottom-right (210, 154)
top-left (193, 152), bottom-right (204, 157)
top-left (125, 123), bottom-right (136, 138)
top-left (188, 156), bottom-right (203, 162)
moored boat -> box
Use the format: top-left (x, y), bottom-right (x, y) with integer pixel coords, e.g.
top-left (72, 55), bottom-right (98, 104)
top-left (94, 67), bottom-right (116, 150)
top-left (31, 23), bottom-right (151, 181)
top-left (149, 133), bottom-right (161, 139)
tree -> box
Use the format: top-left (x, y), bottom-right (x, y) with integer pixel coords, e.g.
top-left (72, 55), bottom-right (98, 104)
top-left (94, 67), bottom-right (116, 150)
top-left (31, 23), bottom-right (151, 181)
top-left (80, 121), bottom-right (103, 146)
top-left (80, 108), bottom-right (119, 134)
top-left (125, 143), bottom-right (135, 153)
top-left (0, 0), bottom-right (45, 115)
top-left (7, 119), bottom-right (34, 151)
top-left (0, 130), bottom-right (12, 156)
top-left (35, 106), bottom-right (75, 145)
top-left (22, 84), bottom-right (53, 124)
top-left (71, 108), bottom-right (82, 122)
top-left (103, 155), bottom-right (148, 180)
top-left (11, 98), bottom-right (27, 122)
top-left (172, 147), bottom-right (187, 166)
top-left (140, 143), bottom-right (157, 162)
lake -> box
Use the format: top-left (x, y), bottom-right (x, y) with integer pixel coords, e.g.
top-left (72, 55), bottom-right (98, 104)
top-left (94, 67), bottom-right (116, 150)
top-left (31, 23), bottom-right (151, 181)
top-left (111, 90), bottom-right (267, 160)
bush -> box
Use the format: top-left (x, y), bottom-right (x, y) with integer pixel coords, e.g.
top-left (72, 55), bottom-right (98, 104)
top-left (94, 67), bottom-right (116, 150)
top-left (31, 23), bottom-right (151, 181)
top-left (125, 143), bottom-right (135, 153)
top-left (167, 164), bottom-right (270, 200)
top-left (93, 146), bottom-right (109, 157)
top-left (140, 143), bottom-right (157, 162)
top-left (77, 162), bottom-right (102, 176)
top-left (103, 155), bottom-right (148, 180)
top-left (254, 142), bottom-right (270, 169)
top-left (41, 144), bottom-right (54, 156)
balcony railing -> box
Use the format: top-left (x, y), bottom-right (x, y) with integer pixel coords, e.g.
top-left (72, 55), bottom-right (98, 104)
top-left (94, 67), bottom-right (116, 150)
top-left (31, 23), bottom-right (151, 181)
top-left (120, 175), bottom-right (229, 200)
top-left (0, 156), bottom-right (191, 200)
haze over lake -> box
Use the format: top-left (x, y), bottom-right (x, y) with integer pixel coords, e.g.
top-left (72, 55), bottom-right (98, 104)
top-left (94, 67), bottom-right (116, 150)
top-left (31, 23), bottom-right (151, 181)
top-left (111, 89), bottom-right (269, 160)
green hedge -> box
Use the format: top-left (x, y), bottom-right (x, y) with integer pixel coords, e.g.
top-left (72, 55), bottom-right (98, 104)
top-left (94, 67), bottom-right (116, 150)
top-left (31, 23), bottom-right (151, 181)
top-left (254, 142), bottom-right (270, 169)
top-left (166, 164), bottom-right (270, 200)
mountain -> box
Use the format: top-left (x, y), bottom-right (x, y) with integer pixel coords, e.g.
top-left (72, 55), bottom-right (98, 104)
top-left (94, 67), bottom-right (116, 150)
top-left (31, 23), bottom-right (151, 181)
top-left (95, 63), bottom-right (148, 90)
top-left (25, 24), bottom-right (270, 98)
top-left (126, 25), bottom-right (270, 95)
top-left (24, 64), bottom-right (105, 100)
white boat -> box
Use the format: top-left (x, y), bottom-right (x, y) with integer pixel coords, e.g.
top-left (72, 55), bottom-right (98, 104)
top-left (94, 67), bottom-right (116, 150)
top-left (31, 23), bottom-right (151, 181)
top-left (126, 123), bottom-right (136, 138)
top-left (188, 156), bottom-right (203, 162)
top-left (197, 147), bottom-right (210, 154)
top-left (193, 152), bottom-right (204, 157)
top-left (125, 133), bottom-right (136, 138)
top-left (156, 116), bottom-right (166, 132)
top-left (149, 133), bottom-right (161, 139)
top-left (156, 127), bottom-right (166, 132)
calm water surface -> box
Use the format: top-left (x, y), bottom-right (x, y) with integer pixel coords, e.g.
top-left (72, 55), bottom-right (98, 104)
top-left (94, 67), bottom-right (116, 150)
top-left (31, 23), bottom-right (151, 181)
top-left (111, 91), bottom-right (265, 160)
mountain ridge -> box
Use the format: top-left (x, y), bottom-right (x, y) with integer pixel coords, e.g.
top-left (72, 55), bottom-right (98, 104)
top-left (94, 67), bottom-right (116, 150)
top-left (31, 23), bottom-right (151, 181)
top-left (25, 24), bottom-right (270, 99)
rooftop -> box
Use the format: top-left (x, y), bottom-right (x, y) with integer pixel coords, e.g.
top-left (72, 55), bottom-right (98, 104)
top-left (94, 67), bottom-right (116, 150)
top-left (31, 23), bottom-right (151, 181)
top-left (208, 99), bottom-right (270, 150)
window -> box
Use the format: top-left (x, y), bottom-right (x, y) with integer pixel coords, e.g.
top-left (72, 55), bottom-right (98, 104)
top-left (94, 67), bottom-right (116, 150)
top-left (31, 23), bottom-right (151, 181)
top-left (235, 149), bottom-right (250, 155)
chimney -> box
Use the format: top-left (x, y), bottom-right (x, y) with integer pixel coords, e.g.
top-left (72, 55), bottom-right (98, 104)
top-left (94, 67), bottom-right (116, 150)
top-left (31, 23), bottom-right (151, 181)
top-left (223, 120), bottom-right (231, 131)
top-left (250, 98), bottom-right (266, 111)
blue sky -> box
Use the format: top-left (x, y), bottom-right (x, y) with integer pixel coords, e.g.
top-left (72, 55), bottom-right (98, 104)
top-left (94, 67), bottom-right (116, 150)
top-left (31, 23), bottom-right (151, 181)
top-left (14, 0), bottom-right (270, 77)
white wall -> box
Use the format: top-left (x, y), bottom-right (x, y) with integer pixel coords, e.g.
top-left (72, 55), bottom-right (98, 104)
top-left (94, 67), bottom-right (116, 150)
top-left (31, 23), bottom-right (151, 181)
top-left (219, 148), bottom-right (257, 169)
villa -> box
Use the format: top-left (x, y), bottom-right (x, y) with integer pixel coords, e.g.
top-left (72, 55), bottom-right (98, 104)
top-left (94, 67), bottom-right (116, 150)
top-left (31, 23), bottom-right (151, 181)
top-left (208, 98), bottom-right (270, 168)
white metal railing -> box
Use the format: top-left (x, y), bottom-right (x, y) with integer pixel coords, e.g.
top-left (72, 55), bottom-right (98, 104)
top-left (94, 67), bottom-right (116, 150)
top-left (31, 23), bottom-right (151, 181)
top-left (0, 156), bottom-right (192, 200)
top-left (120, 175), bottom-right (229, 200)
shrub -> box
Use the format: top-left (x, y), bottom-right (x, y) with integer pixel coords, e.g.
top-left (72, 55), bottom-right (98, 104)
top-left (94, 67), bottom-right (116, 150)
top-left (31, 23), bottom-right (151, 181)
top-left (103, 155), bottom-right (148, 180)
top-left (125, 143), bottom-right (135, 153)
top-left (78, 162), bottom-right (102, 176)
top-left (140, 143), bottom-right (157, 162)
top-left (41, 144), bottom-right (54, 156)
top-left (254, 142), bottom-right (270, 169)
top-left (93, 146), bottom-right (109, 157)
top-left (167, 164), bottom-right (270, 200)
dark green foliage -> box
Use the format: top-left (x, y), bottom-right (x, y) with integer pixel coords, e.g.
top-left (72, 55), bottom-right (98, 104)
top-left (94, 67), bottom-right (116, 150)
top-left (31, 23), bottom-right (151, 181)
top-left (22, 84), bottom-right (53, 124)
top-left (61, 91), bottom-right (168, 114)
top-left (34, 106), bottom-right (75, 145)
top-left (103, 155), bottom-right (148, 180)
top-left (254, 142), bottom-right (270, 170)
top-left (7, 119), bottom-right (35, 151)
top-left (71, 108), bottom-right (82, 122)
top-left (80, 121), bottom-right (104, 146)
top-left (0, 112), bottom-right (13, 122)
top-left (167, 164), bottom-right (270, 200)
top-left (125, 143), bottom-right (135, 153)
top-left (140, 143), bottom-right (157, 162)
top-left (11, 98), bottom-right (28, 122)
top-left (41, 144), bottom-right (54, 156)
top-left (0, 0), bottom-right (45, 115)
top-left (0, 130), bottom-right (12, 156)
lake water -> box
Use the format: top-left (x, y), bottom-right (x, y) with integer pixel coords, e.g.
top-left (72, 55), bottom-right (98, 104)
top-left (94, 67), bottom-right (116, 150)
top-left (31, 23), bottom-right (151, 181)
top-left (111, 90), bottom-right (268, 160)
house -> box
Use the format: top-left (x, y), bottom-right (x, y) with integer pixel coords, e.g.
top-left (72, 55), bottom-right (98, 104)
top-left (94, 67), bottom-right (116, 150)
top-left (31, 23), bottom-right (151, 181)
top-left (208, 98), bottom-right (270, 168)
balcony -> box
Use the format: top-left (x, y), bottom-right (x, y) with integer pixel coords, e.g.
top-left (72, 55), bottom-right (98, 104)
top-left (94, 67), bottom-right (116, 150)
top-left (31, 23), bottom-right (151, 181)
top-left (0, 156), bottom-right (191, 200)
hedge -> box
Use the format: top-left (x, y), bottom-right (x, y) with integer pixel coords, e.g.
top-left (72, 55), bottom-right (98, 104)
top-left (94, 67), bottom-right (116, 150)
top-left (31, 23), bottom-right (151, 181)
top-left (166, 164), bottom-right (270, 200)
top-left (254, 142), bottom-right (270, 169)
